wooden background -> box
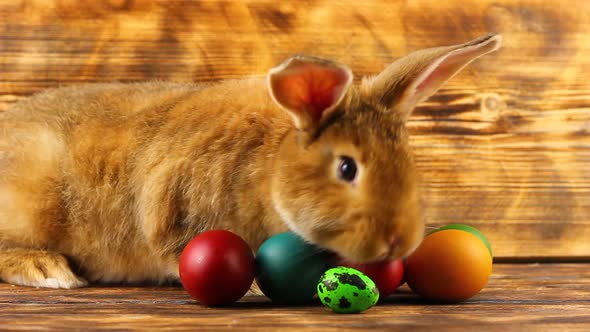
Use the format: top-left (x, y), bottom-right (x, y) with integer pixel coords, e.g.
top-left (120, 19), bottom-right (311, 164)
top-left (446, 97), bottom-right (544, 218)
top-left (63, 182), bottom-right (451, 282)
top-left (0, 0), bottom-right (588, 259)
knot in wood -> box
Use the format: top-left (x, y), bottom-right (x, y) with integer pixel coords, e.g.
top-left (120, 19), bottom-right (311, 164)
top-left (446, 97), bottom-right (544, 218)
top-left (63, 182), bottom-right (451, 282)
top-left (479, 93), bottom-right (503, 120)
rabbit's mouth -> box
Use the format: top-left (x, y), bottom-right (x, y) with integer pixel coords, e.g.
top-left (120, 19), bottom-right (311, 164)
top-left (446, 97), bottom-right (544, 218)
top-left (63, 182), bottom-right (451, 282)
top-left (270, 189), bottom-right (423, 263)
top-left (304, 222), bottom-right (424, 265)
top-left (299, 231), bottom-right (400, 264)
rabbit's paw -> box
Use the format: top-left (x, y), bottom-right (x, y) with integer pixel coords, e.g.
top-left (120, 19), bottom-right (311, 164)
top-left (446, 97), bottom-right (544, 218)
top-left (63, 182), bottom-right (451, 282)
top-left (0, 249), bottom-right (87, 289)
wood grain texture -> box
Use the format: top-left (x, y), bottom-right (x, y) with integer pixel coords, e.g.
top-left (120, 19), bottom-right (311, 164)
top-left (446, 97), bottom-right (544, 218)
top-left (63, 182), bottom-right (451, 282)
top-left (0, 264), bottom-right (589, 331)
top-left (0, 0), bottom-right (588, 258)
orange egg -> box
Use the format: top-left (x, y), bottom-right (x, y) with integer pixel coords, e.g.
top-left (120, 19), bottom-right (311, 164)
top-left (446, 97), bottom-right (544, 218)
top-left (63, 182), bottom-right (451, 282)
top-left (406, 229), bottom-right (492, 302)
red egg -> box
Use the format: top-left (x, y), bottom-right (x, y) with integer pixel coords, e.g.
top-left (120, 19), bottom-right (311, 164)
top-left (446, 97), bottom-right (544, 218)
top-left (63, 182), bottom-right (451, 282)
top-left (340, 259), bottom-right (404, 298)
top-left (179, 230), bottom-right (255, 306)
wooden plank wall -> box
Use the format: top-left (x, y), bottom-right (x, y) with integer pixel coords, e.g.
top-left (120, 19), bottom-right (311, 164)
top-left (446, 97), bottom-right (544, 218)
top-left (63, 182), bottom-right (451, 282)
top-left (0, 0), bottom-right (588, 259)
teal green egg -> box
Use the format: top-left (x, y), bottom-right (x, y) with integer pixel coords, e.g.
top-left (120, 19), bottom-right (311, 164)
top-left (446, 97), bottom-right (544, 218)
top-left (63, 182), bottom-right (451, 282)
top-left (255, 232), bottom-right (332, 304)
top-left (317, 267), bottom-right (379, 313)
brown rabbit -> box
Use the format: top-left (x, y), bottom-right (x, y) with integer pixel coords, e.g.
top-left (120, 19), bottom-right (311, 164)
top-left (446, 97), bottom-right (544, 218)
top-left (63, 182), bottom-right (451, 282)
top-left (0, 34), bottom-right (501, 288)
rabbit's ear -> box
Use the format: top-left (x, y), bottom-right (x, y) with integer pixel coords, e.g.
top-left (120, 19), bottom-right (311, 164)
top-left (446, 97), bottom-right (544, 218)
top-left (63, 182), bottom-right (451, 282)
top-left (363, 34), bottom-right (502, 120)
top-left (268, 56), bottom-right (353, 131)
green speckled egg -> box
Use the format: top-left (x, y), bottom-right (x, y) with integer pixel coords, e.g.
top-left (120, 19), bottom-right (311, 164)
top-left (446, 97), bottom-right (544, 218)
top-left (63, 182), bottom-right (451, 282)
top-left (317, 266), bottom-right (379, 313)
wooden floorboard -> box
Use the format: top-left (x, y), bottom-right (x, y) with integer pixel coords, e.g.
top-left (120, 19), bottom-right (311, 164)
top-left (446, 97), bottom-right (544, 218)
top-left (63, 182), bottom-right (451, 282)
top-left (0, 263), bottom-right (589, 331)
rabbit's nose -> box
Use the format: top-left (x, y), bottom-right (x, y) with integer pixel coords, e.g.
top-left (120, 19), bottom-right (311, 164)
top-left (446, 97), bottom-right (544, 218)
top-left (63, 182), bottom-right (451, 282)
top-left (387, 235), bottom-right (397, 257)
top-left (389, 234), bottom-right (397, 246)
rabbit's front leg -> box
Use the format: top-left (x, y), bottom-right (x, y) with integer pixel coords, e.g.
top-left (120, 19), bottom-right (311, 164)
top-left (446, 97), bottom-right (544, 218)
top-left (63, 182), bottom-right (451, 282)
top-left (135, 172), bottom-right (197, 280)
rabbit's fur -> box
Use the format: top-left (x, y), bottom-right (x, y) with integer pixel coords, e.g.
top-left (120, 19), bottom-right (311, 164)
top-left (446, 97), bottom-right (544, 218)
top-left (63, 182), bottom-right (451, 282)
top-left (0, 34), bottom-right (501, 288)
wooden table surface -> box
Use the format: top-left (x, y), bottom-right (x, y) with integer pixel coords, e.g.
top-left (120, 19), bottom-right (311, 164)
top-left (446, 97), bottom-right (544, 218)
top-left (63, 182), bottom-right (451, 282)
top-left (1, 263), bottom-right (588, 331)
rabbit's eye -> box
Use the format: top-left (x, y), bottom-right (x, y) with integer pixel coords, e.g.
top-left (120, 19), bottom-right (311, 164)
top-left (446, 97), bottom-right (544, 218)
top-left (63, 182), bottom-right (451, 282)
top-left (338, 156), bottom-right (357, 182)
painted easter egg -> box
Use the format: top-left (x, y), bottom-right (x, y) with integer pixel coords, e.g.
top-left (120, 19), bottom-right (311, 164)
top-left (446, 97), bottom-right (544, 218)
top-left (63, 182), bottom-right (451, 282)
top-left (317, 266), bottom-right (379, 313)
top-left (255, 232), bottom-right (332, 304)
